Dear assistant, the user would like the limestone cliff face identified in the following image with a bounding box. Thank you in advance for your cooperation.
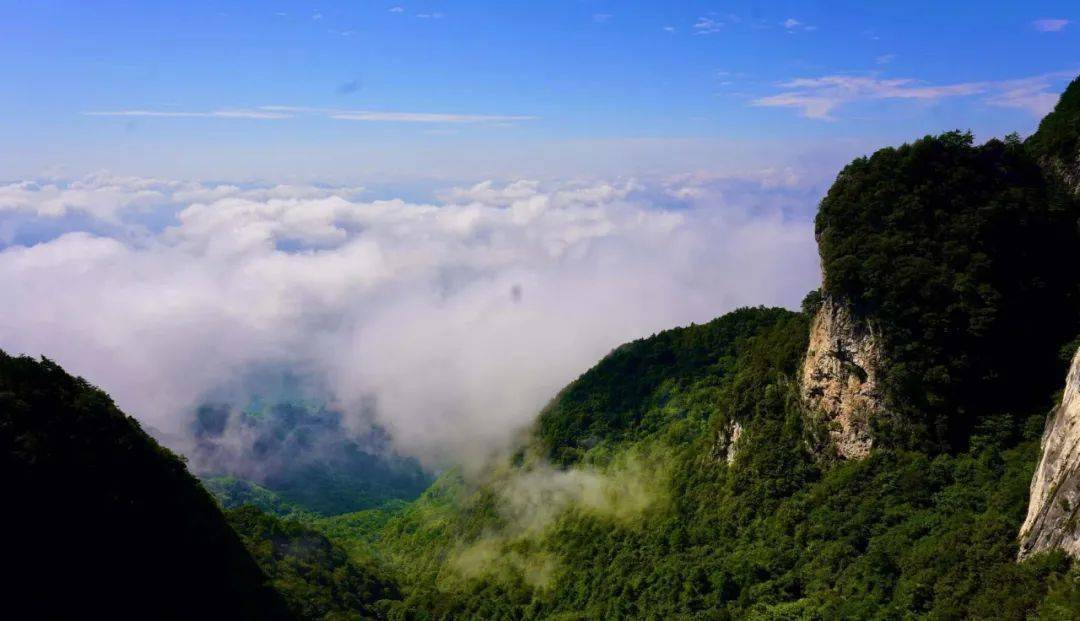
[800,296,885,459]
[1018,347,1080,560]
[714,419,743,466]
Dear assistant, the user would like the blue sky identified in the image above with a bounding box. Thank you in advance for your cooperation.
[1,1,1077,182]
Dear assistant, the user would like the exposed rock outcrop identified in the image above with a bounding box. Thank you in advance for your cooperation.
[715,419,743,465]
[1018,347,1080,560]
[800,296,885,459]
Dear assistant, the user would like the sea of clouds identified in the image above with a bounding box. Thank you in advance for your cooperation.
[0,172,820,468]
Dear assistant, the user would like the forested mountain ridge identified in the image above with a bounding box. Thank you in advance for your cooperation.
[0,351,294,620]
[1016,76,1080,563]
[341,78,1080,619]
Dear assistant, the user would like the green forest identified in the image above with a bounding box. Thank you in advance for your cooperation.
[5,78,1080,619]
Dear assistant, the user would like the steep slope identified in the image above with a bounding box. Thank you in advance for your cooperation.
[1015,74,1080,561]
[535,306,805,465]
[1027,76,1080,195]
[1021,347,1080,560]
[800,294,885,459]
[811,131,1079,455]
[0,351,293,619]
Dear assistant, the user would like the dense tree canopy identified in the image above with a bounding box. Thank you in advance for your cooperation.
[227,506,404,620]
[536,306,805,465]
[356,308,1079,619]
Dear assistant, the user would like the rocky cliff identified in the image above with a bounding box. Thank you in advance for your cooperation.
[1018,347,1080,560]
[800,296,885,459]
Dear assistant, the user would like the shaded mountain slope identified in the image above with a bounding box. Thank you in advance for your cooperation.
[0,350,293,619]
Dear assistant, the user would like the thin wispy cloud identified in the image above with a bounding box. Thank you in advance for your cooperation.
[663,26,675,33]
[389,6,404,13]
[693,17,724,35]
[752,71,1072,119]
[875,54,896,65]
[594,14,613,24]
[985,74,1073,116]
[1032,18,1069,32]
[84,109,292,120]
[85,106,537,125]
[417,12,443,19]
[782,18,816,32]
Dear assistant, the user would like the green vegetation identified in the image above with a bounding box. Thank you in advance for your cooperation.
[816,130,1080,452]
[359,308,1078,619]
[206,475,315,518]
[536,307,806,465]
[227,506,405,620]
[0,350,292,619]
[307,500,413,565]
[1027,76,1080,189]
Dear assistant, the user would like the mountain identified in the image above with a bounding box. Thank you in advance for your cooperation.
[192,400,431,516]
[811,129,1078,456]
[1016,76,1080,562]
[334,83,1080,619]
[0,351,293,619]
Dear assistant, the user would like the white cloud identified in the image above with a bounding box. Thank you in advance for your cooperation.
[312,11,323,21]
[693,17,724,35]
[0,174,818,468]
[753,71,1073,119]
[663,26,675,33]
[875,54,896,65]
[389,6,405,13]
[985,74,1071,116]
[417,12,443,19]
[1033,19,1069,32]
[782,18,816,32]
